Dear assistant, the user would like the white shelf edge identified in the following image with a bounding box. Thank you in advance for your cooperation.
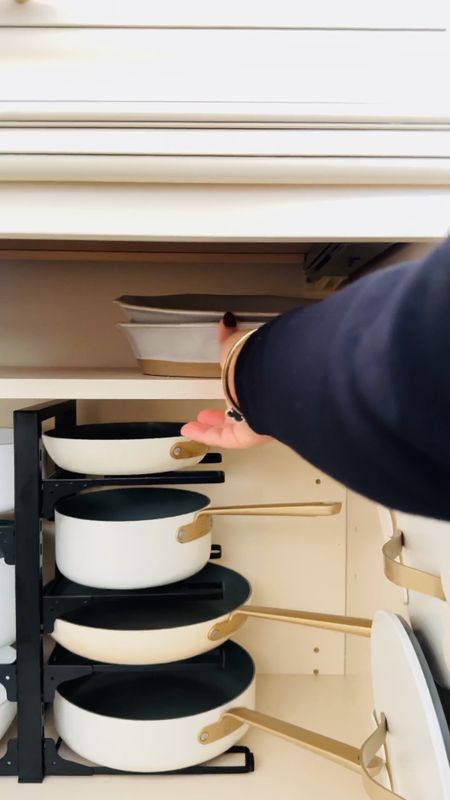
[0,369,223,400]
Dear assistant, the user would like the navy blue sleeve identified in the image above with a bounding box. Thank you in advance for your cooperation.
[235,238,450,520]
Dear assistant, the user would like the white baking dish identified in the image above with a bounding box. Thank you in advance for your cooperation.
[117,321,261,377]
[115,294,305,324]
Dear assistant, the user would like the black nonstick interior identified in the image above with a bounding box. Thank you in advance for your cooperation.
[57,641,254,720]
[45,422,185,441]
[59,564,251,630]
[56,487,209,521]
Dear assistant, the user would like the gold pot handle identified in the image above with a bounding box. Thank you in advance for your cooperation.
[177,501,342,543]
[360,714,405,800]
[169,440,209,461]
[208,606,372,641]
[206,502,342,518]
[383,529,445,601]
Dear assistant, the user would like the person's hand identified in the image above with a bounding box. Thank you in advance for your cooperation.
[180,314,272,450]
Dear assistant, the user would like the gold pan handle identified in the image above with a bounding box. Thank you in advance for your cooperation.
[177,501,342,543]
[208,606,372,641]
[200,708,403,799]
[170,440,209,460]
[199,706,382,776]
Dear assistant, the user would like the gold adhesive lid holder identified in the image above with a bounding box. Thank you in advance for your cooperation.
[382,515,446,601]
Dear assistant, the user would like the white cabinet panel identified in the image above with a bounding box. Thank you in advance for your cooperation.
[5,128,450,156]
[0,29,447,108]
[4,128,450,188]
[0,0,445,30]
[0,183,449,241]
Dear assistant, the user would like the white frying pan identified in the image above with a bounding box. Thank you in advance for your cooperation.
[0,525,15,647]
[381,509,450,690]
[54,642,256,772]
[51,563,370,665]
[55,640,373,776]
[42,422,208,476]
[55,488,341,590]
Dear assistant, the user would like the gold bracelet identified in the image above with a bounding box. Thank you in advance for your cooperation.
[221,328,257,419]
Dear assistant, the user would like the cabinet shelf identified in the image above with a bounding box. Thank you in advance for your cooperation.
[0,368,222,400]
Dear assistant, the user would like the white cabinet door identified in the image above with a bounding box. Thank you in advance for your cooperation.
[1,28,450,123]
[0,0,445,30]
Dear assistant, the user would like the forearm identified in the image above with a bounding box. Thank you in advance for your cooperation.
[234,238,450,519]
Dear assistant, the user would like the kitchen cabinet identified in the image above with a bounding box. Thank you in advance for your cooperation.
[0,28,448,119]
[0,1,445,29]
[0,3,448,794]
[0,3,449,126]
[0,233,432,798]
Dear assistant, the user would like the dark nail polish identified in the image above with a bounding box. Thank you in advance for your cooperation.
[223,311,237,328]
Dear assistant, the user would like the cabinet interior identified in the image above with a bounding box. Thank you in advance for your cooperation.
[0,236,435,794]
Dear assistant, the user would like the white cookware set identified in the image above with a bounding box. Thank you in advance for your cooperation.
[2,293,450,794]
[40,419,350,774]
[39,417,450,799]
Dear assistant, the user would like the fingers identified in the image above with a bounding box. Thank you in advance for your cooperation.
[196,408,227,426]
[181,419,258,449]
[180,421,229,448]
[219,313,238,345]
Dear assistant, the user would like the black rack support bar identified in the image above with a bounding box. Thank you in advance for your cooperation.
[44,741,254,777]
[0,739,19,776]
[10,399,253,783]
[14,400,77,783]
[0,663,17,702]
[0,522,15,565]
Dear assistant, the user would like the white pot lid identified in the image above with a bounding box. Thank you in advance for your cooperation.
[371,610,450,800]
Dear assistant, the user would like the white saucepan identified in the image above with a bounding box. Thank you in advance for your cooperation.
[54,487,341,589]
[51,563,369,665]
[0,429,14,514]
[42,422,208,476]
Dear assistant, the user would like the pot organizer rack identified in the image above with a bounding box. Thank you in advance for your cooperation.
[0,400,255,783]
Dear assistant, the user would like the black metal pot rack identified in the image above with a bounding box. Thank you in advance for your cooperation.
[0,399,254,783]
